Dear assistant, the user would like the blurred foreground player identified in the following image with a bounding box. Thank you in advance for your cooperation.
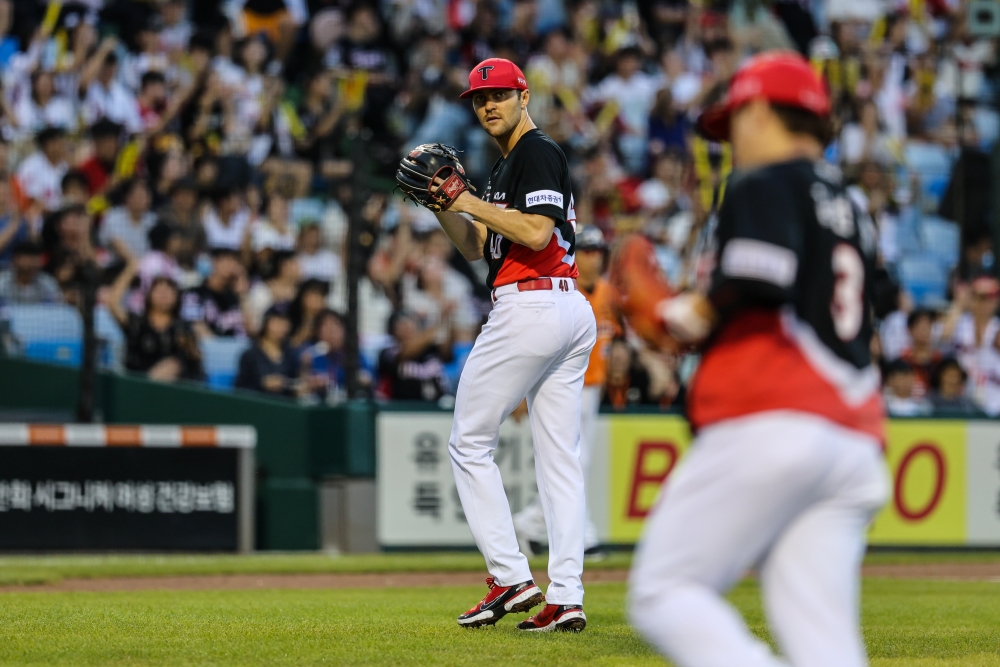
[396,58,596,632]
[513,226,620,558]
[623,52,889,667]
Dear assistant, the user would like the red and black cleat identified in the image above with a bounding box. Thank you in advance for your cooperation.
[457,577,545,628]
[516,604,587,632]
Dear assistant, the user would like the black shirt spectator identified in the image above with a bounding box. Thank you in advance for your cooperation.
[109,263,203,382]
[181,249,248,338]
[377,311,450,401]
[235,305,313,397]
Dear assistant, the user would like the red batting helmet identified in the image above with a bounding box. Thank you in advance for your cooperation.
[460,58,528,99]
[696,51,830,142]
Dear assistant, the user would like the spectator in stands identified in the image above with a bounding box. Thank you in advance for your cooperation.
[182,249,249,339]
[377,310,451,401]
[203,187,251,252]
[648,88,689,159]
[0,179,30,268]
[839,99,896,167]
[288,278,329,350]
[137,221,186,297]
[100,178,157,264]
[585,45,662,175]
[245,250,300,334]
[15,126,68,212]
[0,241,61,304]
[108,262,203,382]
[603,338,657,409]
[158,178,206,269]
[941,276,1000,414]
[159,0,193,55]
[77,119,123,197]
[13,70,77,136]
[296,220,341,283]
[883,359,932,416]
[302,308,362,401]
[251,191,297,272]
[402,255,477,344]
[899,309,943,397]
[80,40,143,133]
[42,205,95,300]
[929,357,979,414]
[235,304,313,397]
[60,171,91,206]
[136,71,169,132]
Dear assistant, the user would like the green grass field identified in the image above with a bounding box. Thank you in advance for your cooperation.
[1,553,999,666]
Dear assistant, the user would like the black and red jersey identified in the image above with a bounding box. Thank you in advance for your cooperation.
[688,159,885,440]
[480,129,579,289]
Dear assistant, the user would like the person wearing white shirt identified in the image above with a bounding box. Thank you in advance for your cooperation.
[295,222,341,283]
[585,46,664,174]
[13,71,78,137]
[81,51,143,134]
[251,192,297,253]
[15,127,69,211]
[203,189,251,251]
[941,277,1000,415]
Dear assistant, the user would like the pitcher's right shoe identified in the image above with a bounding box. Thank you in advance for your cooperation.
[457,577,545,628]
[516,604,587,632]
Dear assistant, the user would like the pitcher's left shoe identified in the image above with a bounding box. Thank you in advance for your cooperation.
[516,604,587,632]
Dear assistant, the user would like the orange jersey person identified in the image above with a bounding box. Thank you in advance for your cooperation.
[581,279,622,387]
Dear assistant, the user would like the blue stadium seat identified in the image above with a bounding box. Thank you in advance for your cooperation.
[919,216,961,269]
[445,341,474,391]
[898,254,949,307]
[200,337,250,391]
[904,142,953,209]
[5,304,83,367]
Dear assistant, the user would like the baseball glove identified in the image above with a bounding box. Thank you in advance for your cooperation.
[396,143,475,212]
[608,234,681,353]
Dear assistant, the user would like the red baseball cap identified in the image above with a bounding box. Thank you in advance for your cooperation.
[460,58,528,99]
[696,51,830,142]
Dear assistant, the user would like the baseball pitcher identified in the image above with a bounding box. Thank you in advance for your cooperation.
[396,58,596,632]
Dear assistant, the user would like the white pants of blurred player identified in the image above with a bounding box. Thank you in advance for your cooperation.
[512,385,601,552]
[629,410,888,667]
[450,285,596,606]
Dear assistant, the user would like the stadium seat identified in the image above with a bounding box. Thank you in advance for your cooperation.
[445,341,474,391]
[5,304,83,367]
[897,254,949,307]
[200,337,251,391]
[919,216,961,269]
[904,142,954,210]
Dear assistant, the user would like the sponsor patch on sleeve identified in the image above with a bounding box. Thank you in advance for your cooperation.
[525,190,564,208]
[720,238,798,287]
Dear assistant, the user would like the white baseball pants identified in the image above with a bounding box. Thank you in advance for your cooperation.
[450,286,596,606]
[629,410,888,667]
[513,384,602,550]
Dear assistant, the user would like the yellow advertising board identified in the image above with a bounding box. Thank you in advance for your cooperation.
[868,420,967,545]
[603,415,987,547]
[607,415,692,542]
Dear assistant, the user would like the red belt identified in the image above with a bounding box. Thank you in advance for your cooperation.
[491,277,577,302]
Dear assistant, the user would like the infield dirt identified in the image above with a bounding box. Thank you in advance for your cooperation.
[3,561,999,593]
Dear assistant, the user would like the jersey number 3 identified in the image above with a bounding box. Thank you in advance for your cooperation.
[831,243,864,342]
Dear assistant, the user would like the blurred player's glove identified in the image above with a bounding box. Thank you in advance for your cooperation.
[608,234,683,353]
[396,143,476,212]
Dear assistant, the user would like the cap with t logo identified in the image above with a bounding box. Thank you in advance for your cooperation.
[460,58,528,99]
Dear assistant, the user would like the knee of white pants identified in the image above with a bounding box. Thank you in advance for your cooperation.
[628,575,694,643]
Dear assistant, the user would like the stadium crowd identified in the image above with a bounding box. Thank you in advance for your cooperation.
[0,0,997,415]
